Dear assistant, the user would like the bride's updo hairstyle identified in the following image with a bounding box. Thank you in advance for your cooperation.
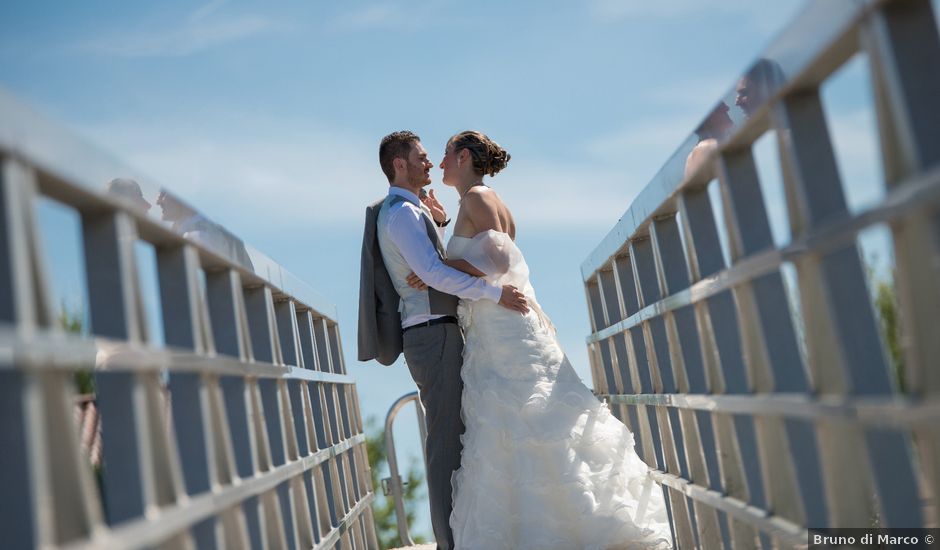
[449,131,511,177]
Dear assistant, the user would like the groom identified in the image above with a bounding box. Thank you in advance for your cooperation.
[358,131,527,549]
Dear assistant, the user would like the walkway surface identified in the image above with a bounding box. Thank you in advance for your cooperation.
[390,545,435,550]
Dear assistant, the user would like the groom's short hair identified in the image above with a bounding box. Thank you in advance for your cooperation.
[379,131,420,182]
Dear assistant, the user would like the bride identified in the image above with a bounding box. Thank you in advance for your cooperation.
[408,130,674,549]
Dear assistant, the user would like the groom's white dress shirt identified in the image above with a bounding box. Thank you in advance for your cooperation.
[377,186,502,329]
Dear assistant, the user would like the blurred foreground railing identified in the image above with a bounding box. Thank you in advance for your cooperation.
[0,88,378,549]
[582,0,940,547]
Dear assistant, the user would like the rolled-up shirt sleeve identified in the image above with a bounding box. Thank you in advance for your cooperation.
[386,205,503,303]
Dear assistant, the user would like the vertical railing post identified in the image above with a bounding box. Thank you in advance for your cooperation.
[0,159,102,548]
[159,243,227,547]
[863,0,940,527]
[776,86,923,528]
[676,178,757,547]
[648,214,700,549]
[716,146,817,538]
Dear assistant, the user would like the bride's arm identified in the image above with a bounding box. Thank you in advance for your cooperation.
[443,258,486,277]
[405,190,511,288]
[406,258,485,289]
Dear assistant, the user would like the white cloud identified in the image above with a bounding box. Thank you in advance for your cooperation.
[76,120,379,229]
[331,5,404,30]
[73,115,646,237]
[589,0,711,20]
[582,115,702,199]
[643,76,736,111]
[586,117,695,160]
[189,0,229,24]
[77,13,282,58]
[488,157,640,231]
[588,0,808,33]
[324,1,457,33]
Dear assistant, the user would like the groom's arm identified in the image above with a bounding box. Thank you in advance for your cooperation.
[386,206,502,303]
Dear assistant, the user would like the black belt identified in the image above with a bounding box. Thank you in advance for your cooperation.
[403,316,458,333]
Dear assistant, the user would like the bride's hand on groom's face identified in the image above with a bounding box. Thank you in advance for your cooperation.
[499,285,529,314]
[420,188,447,223]
[406,272,428,290]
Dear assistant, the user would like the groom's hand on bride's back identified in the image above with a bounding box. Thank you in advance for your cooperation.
[405,272,527,314]
[406,272,429,290]
[499,285,529,314]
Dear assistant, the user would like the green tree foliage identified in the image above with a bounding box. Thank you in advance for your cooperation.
[57,302,95,394]
[862,255,906,393]
[364,416,427,549]
[874,279,906,393]
[57,302,104,501]
[57,303,83,334]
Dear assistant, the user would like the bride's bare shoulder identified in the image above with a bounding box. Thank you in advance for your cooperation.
[462,186,500,207]
[464,185,497,198]
[461,186,516,239]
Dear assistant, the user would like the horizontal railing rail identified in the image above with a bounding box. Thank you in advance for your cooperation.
[0,88,378,549]
[581,0,940,547]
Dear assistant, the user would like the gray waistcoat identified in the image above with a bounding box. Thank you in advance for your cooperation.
[377,194,458,324]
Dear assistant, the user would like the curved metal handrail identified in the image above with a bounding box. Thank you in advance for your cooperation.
[382,391,428,545]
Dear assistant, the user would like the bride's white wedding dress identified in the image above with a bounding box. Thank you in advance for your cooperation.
[446,230,673,550]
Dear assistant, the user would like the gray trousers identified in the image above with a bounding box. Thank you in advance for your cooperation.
[402,323,465,550]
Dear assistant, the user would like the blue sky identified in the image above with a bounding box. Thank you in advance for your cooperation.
[5,0,915,539]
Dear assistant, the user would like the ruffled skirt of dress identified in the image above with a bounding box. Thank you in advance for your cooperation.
[450,298,673,550]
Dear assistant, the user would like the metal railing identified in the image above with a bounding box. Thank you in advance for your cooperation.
[0,88,378,549]
[581,0,939,547]
[381,392,429,546]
